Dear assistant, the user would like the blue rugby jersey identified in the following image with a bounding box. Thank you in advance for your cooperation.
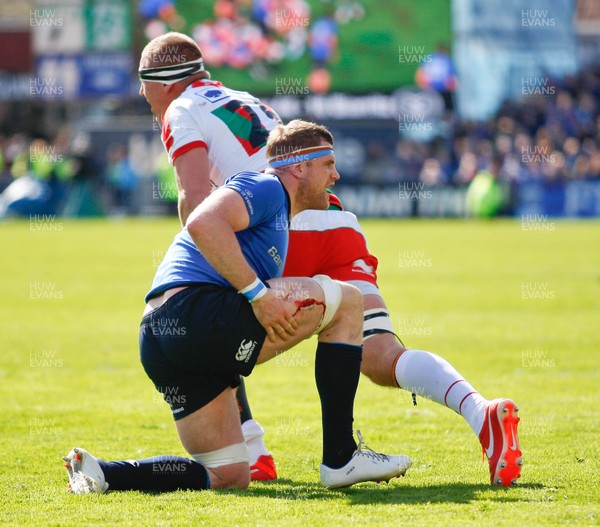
[146,172,290,302]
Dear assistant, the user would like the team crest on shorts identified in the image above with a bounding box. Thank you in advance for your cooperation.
[236,339,257,362]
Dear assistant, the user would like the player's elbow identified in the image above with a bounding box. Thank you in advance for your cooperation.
[186,213,205,240]
[186,209,223,251]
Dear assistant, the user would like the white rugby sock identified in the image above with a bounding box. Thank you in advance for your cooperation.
[394,349,488,435]
[241,419,269,465]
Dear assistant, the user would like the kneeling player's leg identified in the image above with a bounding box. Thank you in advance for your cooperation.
[89,389,247,492]
[64,447,211,494]
[175,386,250,490]
[91,454,210,493]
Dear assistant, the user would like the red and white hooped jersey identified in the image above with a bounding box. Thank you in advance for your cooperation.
[284,209,379,286]
[161,79,281,191]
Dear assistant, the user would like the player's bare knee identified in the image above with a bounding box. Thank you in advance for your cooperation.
[207,463,250,489]
[342,282,364,314]
[319,282,362,343]
[334,282,363,326]
[226,463,251,489]
[310,276,362,343]
[192,442,250,489]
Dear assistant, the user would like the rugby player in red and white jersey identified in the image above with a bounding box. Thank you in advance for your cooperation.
[137,32,522,487]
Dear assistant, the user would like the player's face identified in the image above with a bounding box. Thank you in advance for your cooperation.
[139,81,164,118]
[138,55,171,120]
[299,142,339,210]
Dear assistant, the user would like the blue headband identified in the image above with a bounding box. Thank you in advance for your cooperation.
[268,147,334,168]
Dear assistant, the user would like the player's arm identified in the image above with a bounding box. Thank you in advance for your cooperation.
[173,146,211,226]
[186,189,297,341]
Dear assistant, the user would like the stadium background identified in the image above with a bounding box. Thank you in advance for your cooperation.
[1,3,599,525]
[0,0,599,218]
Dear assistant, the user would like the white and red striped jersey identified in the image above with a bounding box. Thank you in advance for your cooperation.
[161,79,281,191]
[284,209,379,286]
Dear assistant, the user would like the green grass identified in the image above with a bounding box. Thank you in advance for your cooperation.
[1,217,598,526]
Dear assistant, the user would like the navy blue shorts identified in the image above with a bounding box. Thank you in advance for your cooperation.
[139,284,266,420]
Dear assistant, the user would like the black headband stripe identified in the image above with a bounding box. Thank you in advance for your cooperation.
[139,59,204,75]
[139,68,200,82]
[138,59,205,84]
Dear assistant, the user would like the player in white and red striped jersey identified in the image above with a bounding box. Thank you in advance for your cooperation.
[161,79,281,193]
[137,32,522,487]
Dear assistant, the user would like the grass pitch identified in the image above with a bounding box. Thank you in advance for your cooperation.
[1,217,598,527]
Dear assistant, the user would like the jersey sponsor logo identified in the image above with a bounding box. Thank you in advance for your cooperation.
[204,89,223,98]
[236,339,257,362]
[268,246,283,268]
[196,88,228,103]
[351,259,374,276]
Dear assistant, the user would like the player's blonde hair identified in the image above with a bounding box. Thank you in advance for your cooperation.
[266,120,334,160]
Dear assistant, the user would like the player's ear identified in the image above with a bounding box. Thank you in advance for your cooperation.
[164,83,180,95]
[287,162,305,179]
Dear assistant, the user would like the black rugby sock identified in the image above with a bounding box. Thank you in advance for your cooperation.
[235,377,254,424]
[99,456,209,491]
[315,342,362,469]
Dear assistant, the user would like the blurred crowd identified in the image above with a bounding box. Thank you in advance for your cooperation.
[365,64,600,186]
[140,0,366,92]
[1,64,598,218]
[0,128,147,217]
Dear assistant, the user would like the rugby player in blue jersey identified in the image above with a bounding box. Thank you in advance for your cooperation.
[63,120,412,493]
[64,32,522,490]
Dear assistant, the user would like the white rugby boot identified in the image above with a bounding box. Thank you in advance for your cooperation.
[320,430,412,489]
[63,447,108,494]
